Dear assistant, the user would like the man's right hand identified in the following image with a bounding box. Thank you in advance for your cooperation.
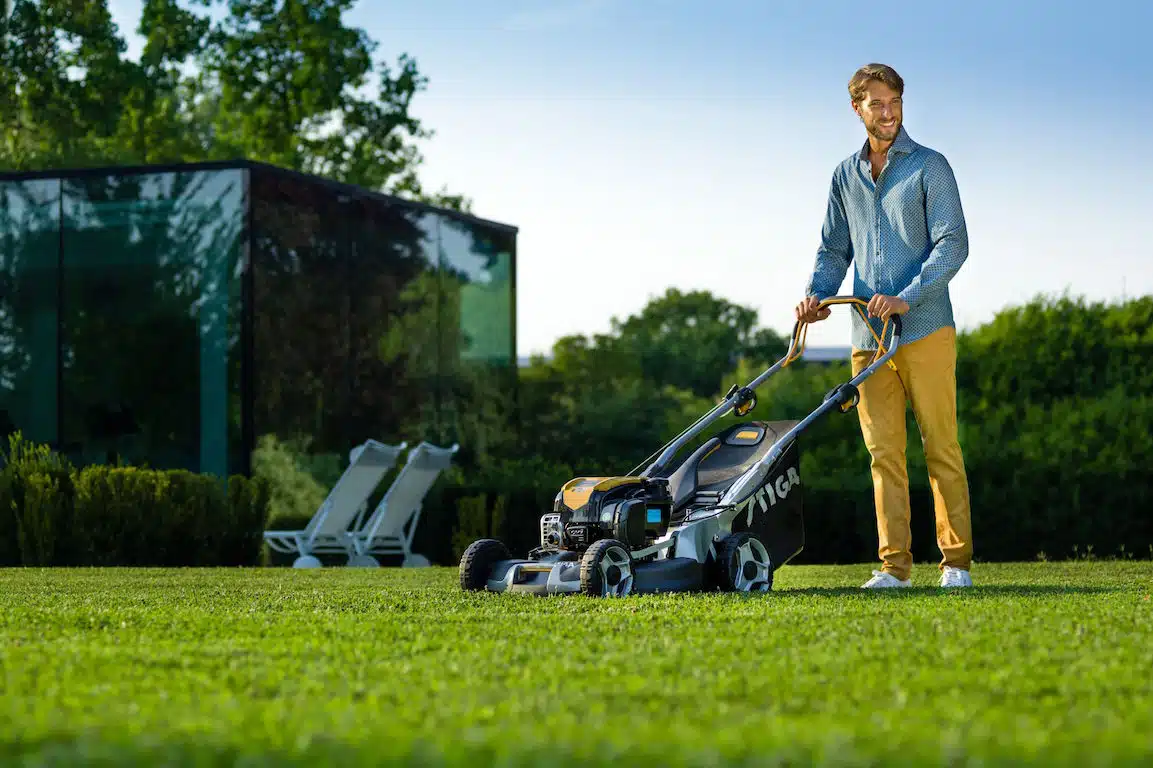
[795,295,831,323]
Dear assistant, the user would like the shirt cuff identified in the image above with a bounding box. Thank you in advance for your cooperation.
[897,284,921,309]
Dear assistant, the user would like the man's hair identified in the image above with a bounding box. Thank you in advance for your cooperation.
[848,64,904,103]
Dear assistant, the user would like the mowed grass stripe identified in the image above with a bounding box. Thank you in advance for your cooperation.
[1,561,1151,766]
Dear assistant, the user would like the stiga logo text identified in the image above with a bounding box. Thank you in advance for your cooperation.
[736,465,800,525]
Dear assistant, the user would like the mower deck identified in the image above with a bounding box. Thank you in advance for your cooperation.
[486,553,705,596]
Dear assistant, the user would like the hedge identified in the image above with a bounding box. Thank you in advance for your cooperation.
[0,434,271,568]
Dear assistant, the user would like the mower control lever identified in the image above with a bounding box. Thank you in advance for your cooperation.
[823,383,860,413]
[731,386,757,417]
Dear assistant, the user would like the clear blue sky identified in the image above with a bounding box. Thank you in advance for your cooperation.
[111,0,1153,356]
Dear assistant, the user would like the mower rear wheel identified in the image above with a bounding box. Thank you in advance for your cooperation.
[715,532,773,592]
[459,538,510,591]
[580,539,634,597]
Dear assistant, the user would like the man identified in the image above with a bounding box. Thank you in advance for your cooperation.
[796,63,974,589]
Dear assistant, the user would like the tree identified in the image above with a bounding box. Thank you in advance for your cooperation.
[0,0,467,210]
[0,0,136,168]
[506,290,794,473]
[610,288,790,398]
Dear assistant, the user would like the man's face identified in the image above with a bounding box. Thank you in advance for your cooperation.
[853,79,902,142]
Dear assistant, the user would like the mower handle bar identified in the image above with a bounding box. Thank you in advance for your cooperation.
[636,296,902,479]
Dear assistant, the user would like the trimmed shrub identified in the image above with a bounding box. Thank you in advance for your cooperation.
[72,466,167,566]
[0,433,77,567]
[0,434,271,567]
[225,474,272,566]
[17,471,72,567]
[0,469,14,566]
[69,466,271,567]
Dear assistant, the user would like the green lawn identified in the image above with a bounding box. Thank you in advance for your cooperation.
[1,561,1151,766]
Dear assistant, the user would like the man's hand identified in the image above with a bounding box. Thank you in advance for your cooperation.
[795,296,831,323]
[867,294,909,320]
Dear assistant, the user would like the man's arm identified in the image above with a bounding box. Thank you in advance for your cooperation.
[896,152,968,309]
[805,169,853,300]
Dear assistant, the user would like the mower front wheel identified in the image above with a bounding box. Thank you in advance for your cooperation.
[580,539,634,597]
[459,538,510,591]
[714,532,773,592]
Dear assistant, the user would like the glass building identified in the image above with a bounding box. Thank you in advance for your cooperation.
[0,161,517,478]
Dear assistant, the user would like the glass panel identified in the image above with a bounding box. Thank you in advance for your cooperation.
[0,180,60,445]
[249,171,517,487]
[347,198,440,447]
[250,169,350,460]
[440,218,515,365]
[435,215,517,459]
[59,170,245,476]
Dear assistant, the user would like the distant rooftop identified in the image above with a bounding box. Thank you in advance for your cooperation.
[799,345,852,362]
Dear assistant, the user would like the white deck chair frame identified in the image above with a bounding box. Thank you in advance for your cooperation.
[345,441,459,568]
[263,439,407,568]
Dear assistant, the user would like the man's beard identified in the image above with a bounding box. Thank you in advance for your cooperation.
[868,118,900,141]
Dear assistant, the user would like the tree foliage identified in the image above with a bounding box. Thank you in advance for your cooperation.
[956,293,1153,414]
[0,0,466,209]
[608,288,790,399]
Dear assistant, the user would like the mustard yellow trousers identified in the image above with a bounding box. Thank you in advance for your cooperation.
[850,325,973,581]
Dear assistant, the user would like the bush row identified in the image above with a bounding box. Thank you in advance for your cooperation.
[0,434,271,567]
[254,377,1153,568]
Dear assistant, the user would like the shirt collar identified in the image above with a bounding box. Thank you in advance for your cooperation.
[857,125,917,159]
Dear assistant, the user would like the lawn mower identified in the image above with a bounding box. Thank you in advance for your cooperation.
[459,296,902,597]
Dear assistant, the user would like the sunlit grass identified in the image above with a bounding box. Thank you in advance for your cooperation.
[1,561,1151,766]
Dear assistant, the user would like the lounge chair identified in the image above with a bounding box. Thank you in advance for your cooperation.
[263,439,407,568]
[345,441,459,568]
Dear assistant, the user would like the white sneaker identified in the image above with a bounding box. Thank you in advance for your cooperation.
[861,570,911,589]
[940,566,973,588]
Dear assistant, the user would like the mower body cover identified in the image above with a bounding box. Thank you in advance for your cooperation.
[667,420,805,572]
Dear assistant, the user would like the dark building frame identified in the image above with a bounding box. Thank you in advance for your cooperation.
[0,159,518,477]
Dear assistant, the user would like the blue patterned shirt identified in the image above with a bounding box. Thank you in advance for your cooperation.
[805,126,969,351]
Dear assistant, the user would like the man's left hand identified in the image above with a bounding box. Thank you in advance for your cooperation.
[867,294,909,320]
